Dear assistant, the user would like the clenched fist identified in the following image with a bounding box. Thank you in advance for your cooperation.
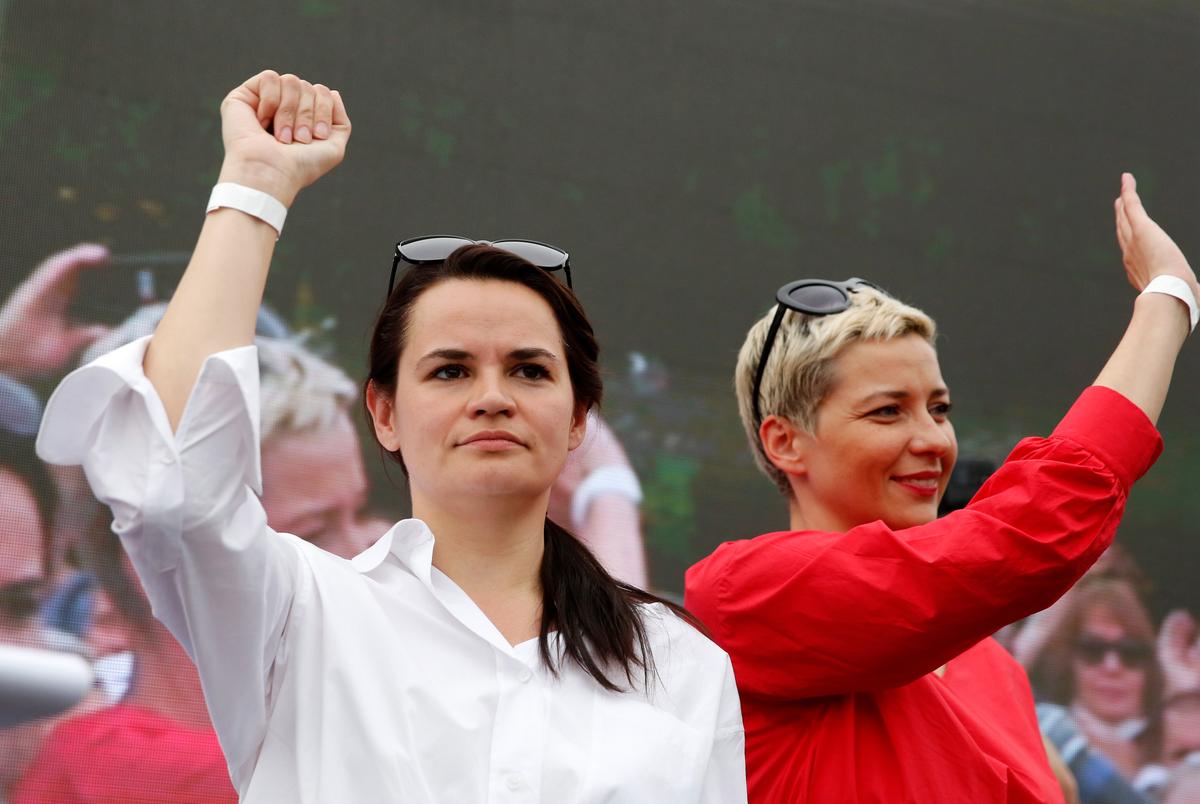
[216,70,352,208]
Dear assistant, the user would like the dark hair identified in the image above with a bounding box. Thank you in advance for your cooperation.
[364,244,699,691]
[0,431,59,578]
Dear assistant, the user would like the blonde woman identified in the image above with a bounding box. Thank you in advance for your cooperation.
[687,174,1195,802]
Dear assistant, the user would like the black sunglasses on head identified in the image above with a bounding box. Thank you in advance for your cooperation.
[750,277,881,427]
[389,236,572,296]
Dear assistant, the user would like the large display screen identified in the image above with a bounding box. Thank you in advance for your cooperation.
[2,1,1198,800]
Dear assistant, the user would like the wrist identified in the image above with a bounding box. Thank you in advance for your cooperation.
[217,158,300,208]
[1139,275,1199,335]
[1133,292,1192,343]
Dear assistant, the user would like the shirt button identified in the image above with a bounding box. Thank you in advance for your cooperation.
[159,453,176,465]
[519,669,533,683]
[505,774,523,791]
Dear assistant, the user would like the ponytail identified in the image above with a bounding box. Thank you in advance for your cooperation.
[539,518,704,692]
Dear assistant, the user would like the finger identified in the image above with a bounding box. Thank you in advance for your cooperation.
[1120,172,1150,225]
[312,84,334,139]
[294,80,315,143]
[274,73,301,144]
[30,244,110,292]
[256,70,282,130]
[331,89,351,130]
[1115,198,1133,248]
[1162,610,1193,653]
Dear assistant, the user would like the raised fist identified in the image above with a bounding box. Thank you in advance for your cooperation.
[217,70,352,207]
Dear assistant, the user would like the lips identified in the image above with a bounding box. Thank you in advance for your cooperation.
[892,470,941,497]
[458,430,525,451]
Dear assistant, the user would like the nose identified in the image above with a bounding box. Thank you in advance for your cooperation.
[909,411,953,457]
[468,372,515,418]
[1100,650,1124,672]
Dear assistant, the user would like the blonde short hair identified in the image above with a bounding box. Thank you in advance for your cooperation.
[256,337,357,443]
[84,303,356,444]
[734,286,936,494]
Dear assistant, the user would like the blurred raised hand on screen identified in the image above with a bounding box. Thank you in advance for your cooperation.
[548,413,649,588]
[1159,610,1200,696]
[0,244,110,381]
[218,70,351,207]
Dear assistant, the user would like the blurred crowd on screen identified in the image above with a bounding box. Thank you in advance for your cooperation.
[0,244,1198,803]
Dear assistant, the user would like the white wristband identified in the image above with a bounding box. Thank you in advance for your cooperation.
[206,183,287,238]
[1141,275,1198,334]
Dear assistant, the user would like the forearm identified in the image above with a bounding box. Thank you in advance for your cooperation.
[145,202,276,431]
[143,70,348,432]
[1093,293,1189,426]
[580,498,648,587]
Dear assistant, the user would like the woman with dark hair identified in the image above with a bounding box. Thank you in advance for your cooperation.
[1027,578,1164,782]
[35,71,743,802]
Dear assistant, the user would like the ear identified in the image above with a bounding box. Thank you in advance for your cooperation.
[567,404,588,451]
[365,380,402,452]
[759,414,810,478]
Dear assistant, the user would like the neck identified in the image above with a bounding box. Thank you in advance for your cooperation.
[787,490,847,533]
[126,624,211,729]
[413,489,546,613]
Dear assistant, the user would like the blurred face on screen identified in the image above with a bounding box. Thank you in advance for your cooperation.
[795,335,956,532]
[1073,606,1149,723]
[261,412,378,559]
[385,279,584,508]
[0,469,43,587]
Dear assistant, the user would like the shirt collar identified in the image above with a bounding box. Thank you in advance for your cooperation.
[349,518,530,661]
[350,518,435,581]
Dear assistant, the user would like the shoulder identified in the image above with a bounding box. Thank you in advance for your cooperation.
[685,529,829,606]
[637,601,734,683]
[633,602,743,732]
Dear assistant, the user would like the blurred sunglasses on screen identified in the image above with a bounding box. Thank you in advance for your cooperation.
[1073,636,1152,668]
[389,236,571,296]
[751,277,882,426]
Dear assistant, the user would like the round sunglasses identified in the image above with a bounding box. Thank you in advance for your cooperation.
[750,278,880,426]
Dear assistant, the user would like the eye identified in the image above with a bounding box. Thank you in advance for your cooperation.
[514,363,551,380]
[868,404,901,418]
[930,401,953,419]
[432,364,467,380]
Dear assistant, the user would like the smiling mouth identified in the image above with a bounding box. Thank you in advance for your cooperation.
[892,472,940,496]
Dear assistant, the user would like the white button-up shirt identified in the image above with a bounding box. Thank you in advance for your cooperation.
[36,337,746,804]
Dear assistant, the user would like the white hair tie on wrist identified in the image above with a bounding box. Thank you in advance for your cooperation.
[1141,275,1199,334]
[206,183,287,238]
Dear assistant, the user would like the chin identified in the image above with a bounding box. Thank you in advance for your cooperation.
[457,467,551,500]
[881,506,939,530]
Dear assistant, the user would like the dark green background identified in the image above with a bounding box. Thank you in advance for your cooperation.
[3,1,1198,603]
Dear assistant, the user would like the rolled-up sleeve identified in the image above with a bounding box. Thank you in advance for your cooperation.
[36,335,307,786]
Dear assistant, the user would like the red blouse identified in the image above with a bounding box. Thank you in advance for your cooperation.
[685,386,1162,803]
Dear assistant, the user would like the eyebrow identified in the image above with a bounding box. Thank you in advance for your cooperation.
[856,388,949,405]
[416,347,560,365]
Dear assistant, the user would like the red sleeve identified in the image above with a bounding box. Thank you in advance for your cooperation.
[685,386,1161,701]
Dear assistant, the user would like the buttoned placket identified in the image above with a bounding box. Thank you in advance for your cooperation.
[410,547,548,803]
